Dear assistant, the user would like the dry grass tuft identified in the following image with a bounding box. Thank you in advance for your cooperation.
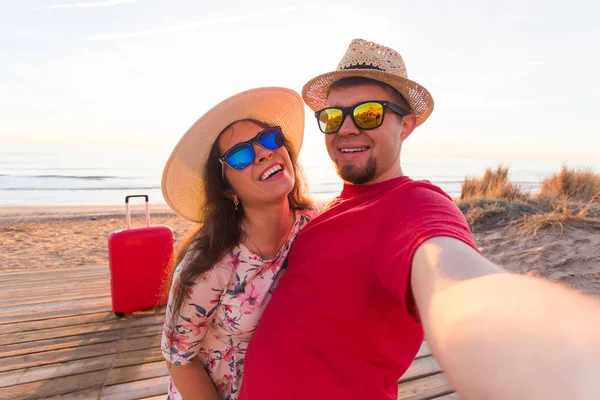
[516,166,600,237]
[464,203,507,226]
[456,198,536,232]
[461,165,527,201]
[540,165,600,203]
[517,213,567,237]
[517,212,600,237]
[535,166,600,220]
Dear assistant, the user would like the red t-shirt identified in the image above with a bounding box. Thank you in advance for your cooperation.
[239,176,477,399]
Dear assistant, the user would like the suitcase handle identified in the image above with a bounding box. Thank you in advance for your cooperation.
[125,195,150,229]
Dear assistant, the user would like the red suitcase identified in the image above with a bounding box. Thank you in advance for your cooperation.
[108,195,174,316]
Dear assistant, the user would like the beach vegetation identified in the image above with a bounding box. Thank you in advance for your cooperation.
[517,166,600,236]
[460,165,527,201]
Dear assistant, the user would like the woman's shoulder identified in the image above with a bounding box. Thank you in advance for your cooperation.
[175,249,237,288]
[297,204,320,224]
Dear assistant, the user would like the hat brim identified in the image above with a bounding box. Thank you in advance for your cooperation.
[302,69,434,127]
[162,87,305,223]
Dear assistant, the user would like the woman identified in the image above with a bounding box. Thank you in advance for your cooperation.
[160,87,317,400]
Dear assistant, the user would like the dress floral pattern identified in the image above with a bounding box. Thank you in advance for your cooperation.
[161,207,317,400]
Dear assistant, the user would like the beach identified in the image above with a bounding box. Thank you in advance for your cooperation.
[1,193,599,398]
[2,202,599,296]
[0,205,194,272]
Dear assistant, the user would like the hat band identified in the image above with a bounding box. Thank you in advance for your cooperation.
[342,64,384,71]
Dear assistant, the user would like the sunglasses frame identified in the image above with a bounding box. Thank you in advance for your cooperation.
[219,126,286,178]
[314,100,408,134]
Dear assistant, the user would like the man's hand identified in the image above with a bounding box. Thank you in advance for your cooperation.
[411,236,600,400]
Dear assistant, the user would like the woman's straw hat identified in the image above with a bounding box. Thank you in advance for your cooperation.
[302,38,434,126]
[161,87,305,223]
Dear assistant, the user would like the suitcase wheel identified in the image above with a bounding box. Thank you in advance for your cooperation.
[115,312,125,318]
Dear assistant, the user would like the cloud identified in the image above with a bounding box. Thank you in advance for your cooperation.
[36,0,142,9]
[77,5,314,41]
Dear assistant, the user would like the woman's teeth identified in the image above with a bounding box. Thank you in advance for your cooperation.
[260,165,282,181]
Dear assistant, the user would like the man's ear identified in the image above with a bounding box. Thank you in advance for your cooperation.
[400,114,418,142]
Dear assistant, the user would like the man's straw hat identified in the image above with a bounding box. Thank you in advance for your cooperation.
[302,38,434,126]
[161,87,305,223]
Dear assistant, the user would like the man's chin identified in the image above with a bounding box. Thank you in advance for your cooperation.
[336,159,377,185]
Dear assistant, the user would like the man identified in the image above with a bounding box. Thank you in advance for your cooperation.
[238,39,600,399]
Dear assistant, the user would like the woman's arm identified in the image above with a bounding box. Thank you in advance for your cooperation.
[411,236,600,400]
[167,358,220,400]
[162,262,230,399]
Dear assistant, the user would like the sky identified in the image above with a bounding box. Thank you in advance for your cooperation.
[1,0,599,163]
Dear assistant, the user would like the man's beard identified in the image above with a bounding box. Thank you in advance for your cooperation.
[335,156,377,184]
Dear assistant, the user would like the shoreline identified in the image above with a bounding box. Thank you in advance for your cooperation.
[0,204,179,225]
[0,202,331,223]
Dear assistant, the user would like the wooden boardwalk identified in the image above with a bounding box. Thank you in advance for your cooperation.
[0,264,457,399]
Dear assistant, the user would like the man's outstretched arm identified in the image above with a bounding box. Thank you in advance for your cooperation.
[411,236,600,400]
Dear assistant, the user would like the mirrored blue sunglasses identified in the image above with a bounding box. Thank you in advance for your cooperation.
[219,126,286,171]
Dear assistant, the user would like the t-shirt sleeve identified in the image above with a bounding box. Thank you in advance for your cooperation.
[161,255,231,366]
[373,184,477,317]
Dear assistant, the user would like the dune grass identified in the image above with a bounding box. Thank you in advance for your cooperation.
[518,166,600,236]
[457,164,600,235]
[460,165,527,201]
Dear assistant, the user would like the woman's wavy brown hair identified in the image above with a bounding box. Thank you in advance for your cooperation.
[163,119,310,341]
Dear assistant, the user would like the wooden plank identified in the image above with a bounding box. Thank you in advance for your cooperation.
[105,361,167,386]
[124,324,163,339]
[0,265,108,277]
[0,370,107,400]
[0,280,108,297]
[0,329,123,358]
[0,277,109,295]
[0,304,161,332]
[1,341,119,374]
[0,268,105,285]
[0,311,118,335]
[0,296,112,316]
[400,356,442,383]
[40,388,100,399]
[0,355,114,387]
[0,319,129,346]
[0,268,109,283]
[0,314,164,347]
[117,334,162,353]
[0,271,106,283]
[0,334,161,373]
[113,346,164,368]
[99,375,169,400]
[0,274,109,287]
[415,341,431,359]
[0,288,111,308]
[127,315,165,328]
[432,393,459,399]
[0,283,109,302]
[397,373,453,400]
[0,304,112,325]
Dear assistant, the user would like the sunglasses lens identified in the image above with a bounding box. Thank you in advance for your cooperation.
[318,108,343,134]
[224,145,254,170]
[258,127,285,150]
[353,102,384,130]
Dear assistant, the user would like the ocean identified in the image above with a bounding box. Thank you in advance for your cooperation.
[1,145,598,207]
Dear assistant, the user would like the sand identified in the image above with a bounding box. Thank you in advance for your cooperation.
[1,203,599,297]
[0,205,195,272]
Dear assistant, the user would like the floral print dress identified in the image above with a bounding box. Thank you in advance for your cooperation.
[161,207,317,400]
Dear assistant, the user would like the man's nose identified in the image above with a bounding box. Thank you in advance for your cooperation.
[336,114,359,137]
